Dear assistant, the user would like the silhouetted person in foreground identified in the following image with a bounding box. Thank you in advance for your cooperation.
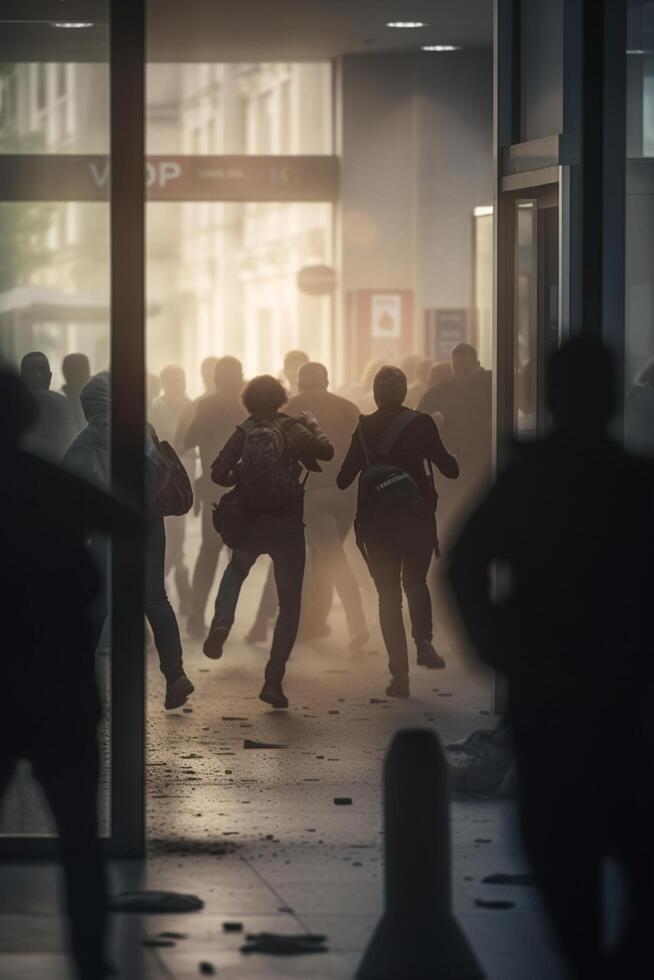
[182,356,247,635]
[288,362,368,647]
[203,375,333,708]
[0,364,133,979]
[65,371,193,709]
[20,350,75,459]
[61,352,91,435]
[337,366,459,697]
[448,339,654,979]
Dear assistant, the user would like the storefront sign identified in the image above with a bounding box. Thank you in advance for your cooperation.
[0,154,339,202]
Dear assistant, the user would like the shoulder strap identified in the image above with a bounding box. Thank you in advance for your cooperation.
[377,409,419,457]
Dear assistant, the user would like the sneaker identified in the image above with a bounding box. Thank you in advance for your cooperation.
[416,640,446,669]
[386,675,410,698]
[165,673,194,710]
[203,625,229,660]
[259,681,289,709]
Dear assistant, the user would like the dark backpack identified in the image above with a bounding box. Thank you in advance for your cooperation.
[237,417,302,512]
[355,409,434,542]
[147,431,194,517]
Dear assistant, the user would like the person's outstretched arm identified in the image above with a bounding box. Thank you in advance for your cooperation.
[285,412,334,462]
[337,428,365,489]
[421,414,459,478]
[211,427,245,486]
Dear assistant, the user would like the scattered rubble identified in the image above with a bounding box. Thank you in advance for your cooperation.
[241,933,328,955]
[109,891,204,913]
[243,738,287,749]
[482,873,535,886]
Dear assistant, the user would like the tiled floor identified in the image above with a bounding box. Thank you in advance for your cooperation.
[1,536,567,979]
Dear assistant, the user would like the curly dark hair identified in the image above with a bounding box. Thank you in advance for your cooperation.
[242,374,288,417]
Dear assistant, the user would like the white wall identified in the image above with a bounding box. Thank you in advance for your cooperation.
[337,49,492,378]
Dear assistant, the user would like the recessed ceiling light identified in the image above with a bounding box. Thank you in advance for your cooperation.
[422,44,461,52]
[51,22,94,29]
[387,21,428,29]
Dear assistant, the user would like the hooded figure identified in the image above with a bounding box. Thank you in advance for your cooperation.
[63,370,111,486]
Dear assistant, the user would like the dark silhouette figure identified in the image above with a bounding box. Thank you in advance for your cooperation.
[203,374,333,709]
[61,352,92,435]
[151,365,194,614]
[0,364,132,979]
[181,356,247,635]
[20,350,75,459]
[280,348,309,396]
[64,371,193,710]
[337,366,459,697]
[418,342,492,535]
[287,362,368,647]
[448,339,654,979]
[625,354,654,456]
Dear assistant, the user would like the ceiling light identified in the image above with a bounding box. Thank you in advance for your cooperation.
[422,44,461,52]
[387,21,427,29]
[51,22,94,29]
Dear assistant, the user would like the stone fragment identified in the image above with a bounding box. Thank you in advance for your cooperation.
[223,921,243,932]
[241,932,328,955]
[243,739,287,749]
[334,797,352,805]
[110,891,204,913]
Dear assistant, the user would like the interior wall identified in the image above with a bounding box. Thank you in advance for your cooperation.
[337,48,492,379]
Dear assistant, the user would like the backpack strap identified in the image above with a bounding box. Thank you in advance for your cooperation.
[356,416,371,466]
[376,408,419,457]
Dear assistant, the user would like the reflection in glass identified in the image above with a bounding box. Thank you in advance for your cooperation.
[514,201,537,435]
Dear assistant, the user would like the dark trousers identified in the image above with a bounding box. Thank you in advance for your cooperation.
[146,515,185,680]
[90,516,184,681]
[365,523,434,678]
[212,514,306,685]
[304,489,366,638]
[0,719,106,980]
[515,720,654,979]
[189,498,224,627]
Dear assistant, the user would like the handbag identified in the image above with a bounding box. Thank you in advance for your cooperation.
[211,488,249,548]
[148,431,194,517]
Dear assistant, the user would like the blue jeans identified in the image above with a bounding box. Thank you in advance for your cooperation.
[211,514,305,685]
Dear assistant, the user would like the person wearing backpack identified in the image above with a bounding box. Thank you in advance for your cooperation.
[337,365,459,697]
[203,374,333,708]
[64,370,194,710]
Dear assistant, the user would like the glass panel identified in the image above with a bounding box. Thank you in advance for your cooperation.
[473,206,493,369]
[146,63,332,155]
[0,31,111,834]
[519,0,563,141]
[626,2,654,457]
[147,201,333,381]
[514,201,538,435]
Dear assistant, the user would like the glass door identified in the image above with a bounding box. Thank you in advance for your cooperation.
[511,187,560,440]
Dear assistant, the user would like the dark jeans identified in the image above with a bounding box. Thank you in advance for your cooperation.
[89,516,184,681]
[304,489,366,638]
[365,521,434,678]
[146,515,185,681]
[212,514,306,685]
[0,719,106,979]
[189,498,224,627]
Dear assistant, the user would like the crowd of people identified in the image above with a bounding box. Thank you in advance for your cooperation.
[12,342,495,710]
[3,338,653,979]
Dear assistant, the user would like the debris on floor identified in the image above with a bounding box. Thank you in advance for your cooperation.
[243,738,287,749]
[158,931,188,939]
[241,933,328,955]
[474,899,515,910]
[109,891,204,913]
[482,872,535,886]
[334,797,352,805]
[141,938,176,947]
[223,921,243,932]
[199,963,216,975]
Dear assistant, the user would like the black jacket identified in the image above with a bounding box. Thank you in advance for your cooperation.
[336,405,459,506]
